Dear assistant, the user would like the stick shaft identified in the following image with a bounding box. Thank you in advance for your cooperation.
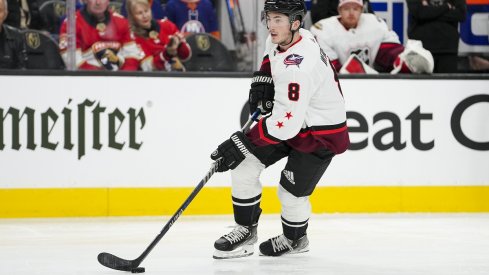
[135,162,218,263]
[133,110,260,264]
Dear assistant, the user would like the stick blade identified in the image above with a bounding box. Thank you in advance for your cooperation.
[97,252,138,271]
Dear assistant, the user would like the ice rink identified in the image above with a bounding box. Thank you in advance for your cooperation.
[1,214,489,275]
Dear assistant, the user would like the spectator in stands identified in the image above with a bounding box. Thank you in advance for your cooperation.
[58,0,140,70]
[126,0,191,71]
[164,0,220,39]
[121,0,166,20]
[22,29,66,69]
[311,0,434,74]
[5,0,43,30]
[0,0,27,69]
[311,0,373,24]
[406,0,466,73]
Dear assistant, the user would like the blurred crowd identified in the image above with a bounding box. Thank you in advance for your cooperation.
[0,0,222,71]
[0,0,488,73]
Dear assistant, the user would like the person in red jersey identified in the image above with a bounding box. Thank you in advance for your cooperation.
[126,0,191,71]
[59,0,140,71]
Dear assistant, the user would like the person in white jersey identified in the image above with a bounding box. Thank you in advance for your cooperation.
[209,0,350,259]
[311,0,434,74]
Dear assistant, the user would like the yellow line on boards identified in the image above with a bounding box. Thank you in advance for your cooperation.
[0,186,488,218]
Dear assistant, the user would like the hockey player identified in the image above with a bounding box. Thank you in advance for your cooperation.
[126,0,191,71]
[310,0,434,74]
[210,0,349,258]
[59,0,141,70]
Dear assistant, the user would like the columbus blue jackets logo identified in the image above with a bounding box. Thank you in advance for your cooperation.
[284,54,304,68]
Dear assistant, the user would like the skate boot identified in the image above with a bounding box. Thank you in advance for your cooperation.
[259,234,309,256]
[213,224,257,259]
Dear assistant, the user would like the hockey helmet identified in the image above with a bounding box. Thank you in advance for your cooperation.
[264,0,307,23]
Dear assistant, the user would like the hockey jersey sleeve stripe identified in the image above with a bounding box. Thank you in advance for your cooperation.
[121,41,143,59]
[261,55,270,66]
[81,48,102,68]
[311,121,348,132]
[258,118,281,145]
[298,122,348,137]
[260,55,271,75]
[331,59,341,71]
[311,124,348,136]
[378,42,403,50]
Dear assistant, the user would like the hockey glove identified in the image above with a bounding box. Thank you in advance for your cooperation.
[210,131,255,172]
[249,71,275,115]
[391,40,434,74]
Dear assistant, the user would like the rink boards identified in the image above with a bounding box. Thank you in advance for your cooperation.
[0,75,488,217]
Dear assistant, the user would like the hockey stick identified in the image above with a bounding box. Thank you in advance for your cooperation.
[224,0,239,46]
[234,0,249,45]
[97,109,261,272]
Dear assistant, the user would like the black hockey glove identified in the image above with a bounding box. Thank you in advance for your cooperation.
[249,71,275,115]
[210,131,255,172]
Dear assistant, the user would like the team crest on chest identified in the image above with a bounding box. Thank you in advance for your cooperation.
[284,54,304,68]
[149,31,160,43]
[96,23,106,34]
[25,32,41,49]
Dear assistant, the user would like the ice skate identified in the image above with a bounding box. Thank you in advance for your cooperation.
[259,234,309,256]
[213,224,257,259]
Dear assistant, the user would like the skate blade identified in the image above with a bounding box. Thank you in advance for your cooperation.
[213,244,254,259]
[289,245,310,255]
[259,245,310,257]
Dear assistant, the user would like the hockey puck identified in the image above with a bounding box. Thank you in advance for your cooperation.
[131,267,145,273]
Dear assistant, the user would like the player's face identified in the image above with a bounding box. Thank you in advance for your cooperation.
[86,0,110,18]
[131,3,152,29]
[338,3,362,29]
[266,12,292,45]
[0,0,7,26]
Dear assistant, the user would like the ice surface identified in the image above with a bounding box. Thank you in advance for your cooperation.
[1,214,488,275]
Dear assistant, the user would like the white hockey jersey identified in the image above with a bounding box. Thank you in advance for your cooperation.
[310,13,401,67]
[247,29,349,154]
